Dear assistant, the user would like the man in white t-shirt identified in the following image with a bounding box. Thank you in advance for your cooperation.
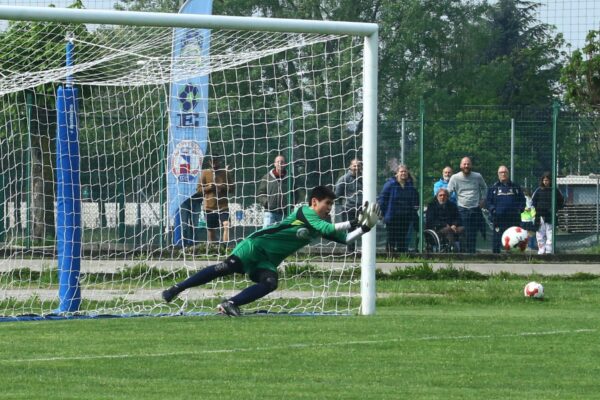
[447,157,487,253]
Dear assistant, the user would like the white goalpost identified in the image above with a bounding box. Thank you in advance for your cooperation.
[0,5,378,317]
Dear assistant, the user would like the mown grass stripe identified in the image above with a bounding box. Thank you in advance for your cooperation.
[2,328,594,364]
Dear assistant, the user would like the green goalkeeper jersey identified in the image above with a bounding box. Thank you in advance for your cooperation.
[231,205,347,273]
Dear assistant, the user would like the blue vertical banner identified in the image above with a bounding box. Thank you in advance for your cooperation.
[168,0,213,246]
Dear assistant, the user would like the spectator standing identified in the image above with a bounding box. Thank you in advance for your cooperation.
[378,165,419,254]
[532,172,564,254]
[258,155,300,228]
[447,157,488,253]
[433,166,457,203]
[201,155,233,244]
[486,166,526,253]
[425,188,464,251]
[334,159,363,250]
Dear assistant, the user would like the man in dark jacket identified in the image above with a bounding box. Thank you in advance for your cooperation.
[335,159,362,250]
[486,166,526,253]
[258,155,301,228]
[426,188,464,250]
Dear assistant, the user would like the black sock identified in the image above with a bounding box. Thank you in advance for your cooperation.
[175,265,224,291]
[228,283,273,306]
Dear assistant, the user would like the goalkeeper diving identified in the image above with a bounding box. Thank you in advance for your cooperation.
[162,185,381,316]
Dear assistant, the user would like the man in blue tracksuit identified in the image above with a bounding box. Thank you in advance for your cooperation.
[486,165,526,253]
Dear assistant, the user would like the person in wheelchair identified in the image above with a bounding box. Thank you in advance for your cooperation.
[425,188,464,252]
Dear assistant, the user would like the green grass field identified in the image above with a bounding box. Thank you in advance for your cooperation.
[1,278,599,399]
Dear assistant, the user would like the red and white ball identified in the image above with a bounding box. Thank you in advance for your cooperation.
[524,281,544,299]
[502,226,529,251]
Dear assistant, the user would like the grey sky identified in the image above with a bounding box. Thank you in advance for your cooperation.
[536,0,599,50]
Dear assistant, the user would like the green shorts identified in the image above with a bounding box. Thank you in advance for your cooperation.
[230,239,277,273]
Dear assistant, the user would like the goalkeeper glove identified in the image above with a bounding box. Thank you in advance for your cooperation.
[346,203,382,243]
[360,202,382,232]
[365,202,382,228]
[353,201,381,233]
[352,201,370,229]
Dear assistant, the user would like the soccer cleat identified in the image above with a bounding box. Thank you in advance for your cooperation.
[161,285,181,303]
[217,300,241,317]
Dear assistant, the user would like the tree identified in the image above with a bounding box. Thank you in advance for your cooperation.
[391,0,566,187]
[114,0,181,12]
[483,0,565,107]
[560,29,600,175]
[377,0,495,114]
[561,29,600,113]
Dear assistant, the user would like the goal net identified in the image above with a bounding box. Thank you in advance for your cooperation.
[0,8,377,317]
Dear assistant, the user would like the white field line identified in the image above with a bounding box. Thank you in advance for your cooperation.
[0,328,595,364]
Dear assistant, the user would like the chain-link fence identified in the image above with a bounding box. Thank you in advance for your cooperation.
[2,102,598,254]
[376,105,599,255]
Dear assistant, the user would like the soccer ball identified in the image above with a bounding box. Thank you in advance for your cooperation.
[524,281,544,299]
[501,226,529,251]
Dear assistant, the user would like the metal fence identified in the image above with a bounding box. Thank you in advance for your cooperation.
[2,103,598,254]
[376,105,599,254]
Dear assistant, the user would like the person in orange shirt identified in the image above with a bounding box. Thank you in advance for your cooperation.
[200,155,233,244]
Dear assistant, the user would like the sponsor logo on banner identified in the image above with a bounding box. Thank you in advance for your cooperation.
[171,140,203,182]
[178,83,203,127]
[176,30,206,127]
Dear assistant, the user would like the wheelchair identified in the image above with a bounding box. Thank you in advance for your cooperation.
[424,229,459,253]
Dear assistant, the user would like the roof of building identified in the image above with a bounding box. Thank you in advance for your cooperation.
[557,175,599,185]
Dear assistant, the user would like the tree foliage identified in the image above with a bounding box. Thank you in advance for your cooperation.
[483,0,565,107]
[114,0,181,12]
[560,29,600,175]
[114,0,566,114]
[375,0,565,117]
[561,29,600,113]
